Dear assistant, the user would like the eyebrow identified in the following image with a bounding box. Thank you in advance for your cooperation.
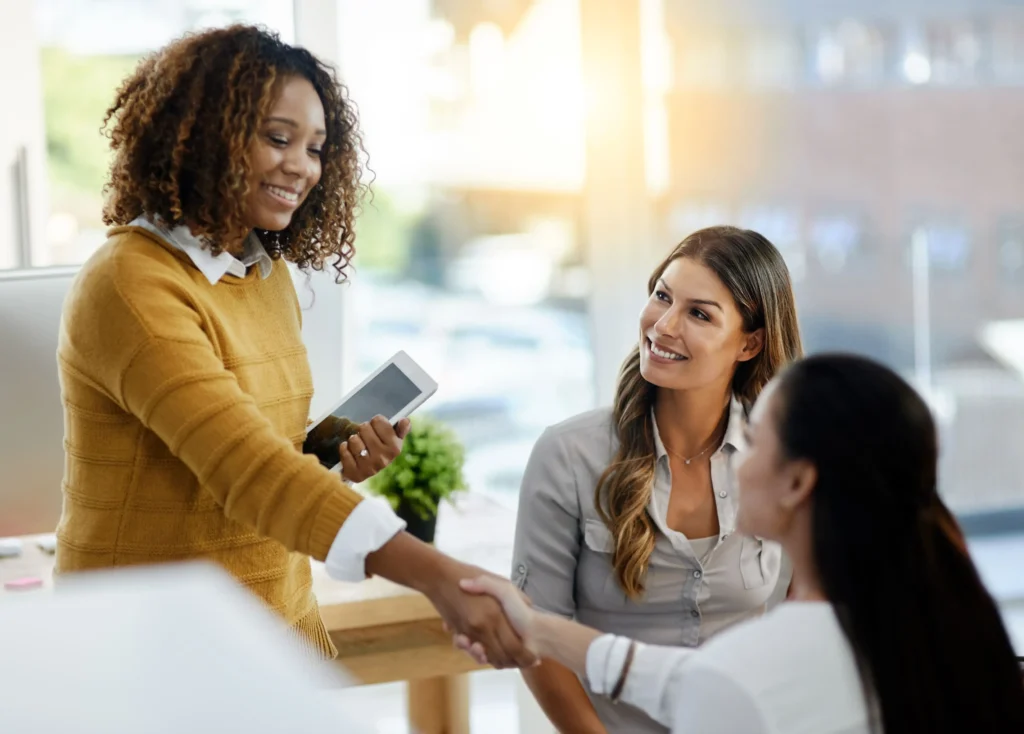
[656,279,723,310]
[691,298,723,311]
[265,116,327,136]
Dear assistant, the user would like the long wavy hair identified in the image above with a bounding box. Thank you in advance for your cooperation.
[102,24,365,280]
[596,226,802,598]
[774,354,1024,733]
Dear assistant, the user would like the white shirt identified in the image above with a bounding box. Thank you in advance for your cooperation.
[586,602,872,734]
[129,216,405,581]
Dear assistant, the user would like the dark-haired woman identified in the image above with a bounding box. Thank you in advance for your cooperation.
[470,353,1024,733]
[510,226,803,732]
[55,25,532,669]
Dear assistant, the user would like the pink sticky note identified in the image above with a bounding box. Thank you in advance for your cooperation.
[3,577,43,591]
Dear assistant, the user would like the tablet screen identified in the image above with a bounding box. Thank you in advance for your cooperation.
[333,363,422,424]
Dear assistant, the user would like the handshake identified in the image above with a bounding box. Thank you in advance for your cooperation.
[422,559,544,669]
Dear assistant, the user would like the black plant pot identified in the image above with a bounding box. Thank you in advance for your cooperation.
[396,500,437,544]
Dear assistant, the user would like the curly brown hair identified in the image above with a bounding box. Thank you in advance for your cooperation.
[102,24,365,279]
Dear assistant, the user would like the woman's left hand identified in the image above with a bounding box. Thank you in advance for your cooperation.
[338,415,411,483]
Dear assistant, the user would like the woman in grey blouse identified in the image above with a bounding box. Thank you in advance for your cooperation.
[511,226,803,733]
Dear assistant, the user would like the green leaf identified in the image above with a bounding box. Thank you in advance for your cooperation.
[365,416,468,519]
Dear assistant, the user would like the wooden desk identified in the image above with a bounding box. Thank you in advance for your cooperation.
[0,535,494,734]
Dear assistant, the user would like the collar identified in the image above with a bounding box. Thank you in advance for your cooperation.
[129,215,273,285]
[651,394,748,461]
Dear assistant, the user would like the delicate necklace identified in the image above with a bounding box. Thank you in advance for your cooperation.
[665,441,716,466]
[663,409,729,466]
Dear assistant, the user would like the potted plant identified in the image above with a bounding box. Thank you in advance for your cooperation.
[366,416,467,544]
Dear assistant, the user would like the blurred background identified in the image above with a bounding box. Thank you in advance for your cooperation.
[1,0,1023,729]
[5,0,1024,517]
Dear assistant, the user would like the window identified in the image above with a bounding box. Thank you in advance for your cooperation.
[808,19,890,86]
[745,28,799,89]
[675,30,738,90]
[991,17,1024,84]
[907,221,972,273]
[338,0,595,509]
[738,204,805,282]
[810,212,865,273]
[662,12,1024,594]
[13,0,295,271]
[997,219,1024,282]
[669,200,731,239]
[926,19,983,85]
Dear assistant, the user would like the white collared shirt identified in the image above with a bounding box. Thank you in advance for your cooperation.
[129,216,274,284]
[129,215,405,581]
[585,602,871,734]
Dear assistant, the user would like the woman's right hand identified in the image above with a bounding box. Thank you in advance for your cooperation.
[456,575,540,662]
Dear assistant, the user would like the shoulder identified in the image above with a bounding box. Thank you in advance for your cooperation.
[536,406,616,458]
[69,227,193,309]
[62,228,201,351]
[519,407,615,501]
[526,407,618,479]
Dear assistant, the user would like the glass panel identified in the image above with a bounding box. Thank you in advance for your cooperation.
[338,0,594,508]
[31,0,295,269]
[661,3,1024,635]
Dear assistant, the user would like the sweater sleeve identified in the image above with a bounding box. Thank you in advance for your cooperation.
[118,335,362,561]
[59,236,366,562]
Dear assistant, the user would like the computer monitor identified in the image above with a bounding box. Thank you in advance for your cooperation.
[0,267,77,536]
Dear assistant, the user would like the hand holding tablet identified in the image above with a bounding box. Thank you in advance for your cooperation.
[303,351,438,479]
[336,415,411,483]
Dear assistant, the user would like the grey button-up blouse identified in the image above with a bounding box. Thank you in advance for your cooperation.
[511,397,789,734]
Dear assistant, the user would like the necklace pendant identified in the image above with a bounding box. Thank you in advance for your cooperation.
[684,459,691,465]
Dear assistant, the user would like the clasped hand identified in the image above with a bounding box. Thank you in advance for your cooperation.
[437,569,541,668]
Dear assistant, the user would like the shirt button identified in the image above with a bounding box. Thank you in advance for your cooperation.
[721,534,729,541]
[719,491,728,498]
[690,609,700,618]
[693,570,702,579]
[517,564,527,574]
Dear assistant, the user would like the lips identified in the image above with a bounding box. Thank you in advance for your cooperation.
[263,184,301,205]
[647,337,687,362]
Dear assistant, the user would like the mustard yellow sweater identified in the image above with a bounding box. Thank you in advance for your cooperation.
[55,226,364,658]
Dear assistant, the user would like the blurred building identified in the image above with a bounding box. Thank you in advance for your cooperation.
[421,0,1024,513]
[662,0,1024,367]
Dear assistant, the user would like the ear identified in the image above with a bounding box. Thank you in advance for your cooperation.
[779,459,817,512]
[737,327,765,363]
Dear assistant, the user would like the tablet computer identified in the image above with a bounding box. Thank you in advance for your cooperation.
[303,350,438,469]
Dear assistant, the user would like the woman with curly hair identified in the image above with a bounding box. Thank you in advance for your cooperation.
[55,24,533,668]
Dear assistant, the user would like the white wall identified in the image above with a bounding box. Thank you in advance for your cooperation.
[0,2,50,268]
[294,0,360,394]
[289,266,348,420]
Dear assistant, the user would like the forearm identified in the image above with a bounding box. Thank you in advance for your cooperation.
[532,611,695,728]
[523,659,607,734]
[121,338,364,560]
[364,530,451,593]
[531,612,603,676]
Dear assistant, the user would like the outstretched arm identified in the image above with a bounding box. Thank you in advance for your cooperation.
[459,576,698,727]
